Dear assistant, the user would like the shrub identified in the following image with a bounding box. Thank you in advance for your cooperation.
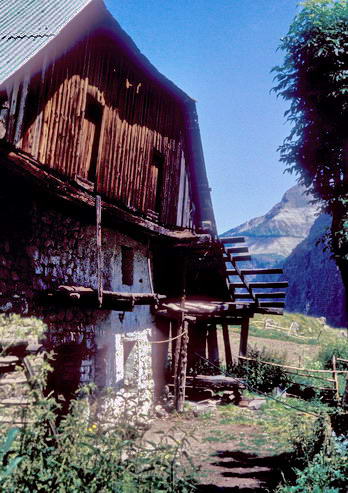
[233,346,290,394]
[278,435,348,493]
[318,341,348,371]
[278,414,348,492]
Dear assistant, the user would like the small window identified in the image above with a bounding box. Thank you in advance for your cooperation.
[152,149,165,213]
[82,94,103,182]
[121,246,134,286]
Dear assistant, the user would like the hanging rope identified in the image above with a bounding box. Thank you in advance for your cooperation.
[148,326,188,344]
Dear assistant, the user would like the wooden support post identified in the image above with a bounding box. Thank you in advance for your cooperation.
[222,323,233,369]
[187,320,207,370]
[332,355,340,400]
[207,324,219,365]
[174,254,188,411]
[152,318,170,400]
[175,320,189,412]
[96,195,103,307]
[239,318,250,358]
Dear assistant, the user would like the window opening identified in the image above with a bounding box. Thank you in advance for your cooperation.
[152,149,165,213]
[123,339,137,388]
[83,94,103,182]
[121,246,134,286]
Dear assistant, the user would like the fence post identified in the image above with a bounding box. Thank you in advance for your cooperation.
[332,355,339,400]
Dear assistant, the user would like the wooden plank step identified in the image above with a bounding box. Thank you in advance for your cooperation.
[227,268,284,276]
[231,255,252,262]
[249,281,288,289]
[233,293,253,300]
[220,236,246,244]
[249,281,289,289]
[226,246,249,255]
[229,283,244,289]
[255,292,286,299]
[259,301,285,308]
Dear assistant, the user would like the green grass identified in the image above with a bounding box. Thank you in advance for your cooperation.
[199,394,331,455]
[221,311,345,347]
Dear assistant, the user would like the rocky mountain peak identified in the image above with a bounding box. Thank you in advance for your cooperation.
[221,184,319,259]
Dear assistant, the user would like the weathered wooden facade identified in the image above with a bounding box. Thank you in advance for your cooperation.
[1,0,215,232]
[0,0,286,417]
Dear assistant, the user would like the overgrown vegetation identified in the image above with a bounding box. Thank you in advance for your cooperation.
[277,415,348,492]
[0,314,197,492]
[231,346,290,394]
[0,398,196,492]
[273,0,348,309]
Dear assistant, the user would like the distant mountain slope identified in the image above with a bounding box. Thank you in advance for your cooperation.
[221,185,319,267]
[220,184,346,327]
[284,214,347,328]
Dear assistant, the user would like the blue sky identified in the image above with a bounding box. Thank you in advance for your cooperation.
[106,0,300,233]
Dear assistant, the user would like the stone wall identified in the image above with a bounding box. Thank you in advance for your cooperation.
[0,169,156,416]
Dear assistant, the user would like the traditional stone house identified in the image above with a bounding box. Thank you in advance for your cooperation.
[0,0,223,414]
[0,0,287,416]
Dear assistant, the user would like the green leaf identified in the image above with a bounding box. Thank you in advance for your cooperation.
[0,428,20,458]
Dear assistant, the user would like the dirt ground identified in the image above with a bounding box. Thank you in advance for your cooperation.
[145,407,291,492]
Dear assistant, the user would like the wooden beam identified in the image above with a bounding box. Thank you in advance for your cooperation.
[233,293,286,302]
[56,286,165,305]
[96,195,103,308]
[259,301,285,308]
[226,246,249,255]
[239,318,250,358]
[207,324,219,365]
[254,292,286,299]
[249,281,288,289]
[242,268,283,275]
[220,236,246,244]
[227,268,284,276]
[229,283,244,289]
[233,293,253,300]
[222,323,233,369]
[230,255,252,262]
[2,150,212,244]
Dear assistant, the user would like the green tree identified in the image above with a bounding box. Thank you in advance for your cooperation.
[273,0,348,322]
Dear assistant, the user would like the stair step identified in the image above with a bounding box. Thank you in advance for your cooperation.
[255,292,286,299]
[259,301,285,308]
[227,268,284,276]
[226,246,249,255]
[234,293,254,300]
[231,255,252,262]
[220,236,246,244]
[249,281,288,289]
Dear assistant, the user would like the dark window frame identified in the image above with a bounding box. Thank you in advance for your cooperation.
[121,246,134,286]
[152,148,165,213]
[84,94,103,182]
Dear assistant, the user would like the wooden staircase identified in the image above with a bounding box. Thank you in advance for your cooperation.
[220,236,288,314]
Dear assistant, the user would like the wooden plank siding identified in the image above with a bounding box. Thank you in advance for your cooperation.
[4,29,194,230]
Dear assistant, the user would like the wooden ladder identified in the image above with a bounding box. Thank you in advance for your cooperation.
[219,236,288,313]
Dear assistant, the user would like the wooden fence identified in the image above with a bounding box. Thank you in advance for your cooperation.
[239,354,348,400]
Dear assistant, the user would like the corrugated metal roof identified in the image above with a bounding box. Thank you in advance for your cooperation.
[0,0,94,85]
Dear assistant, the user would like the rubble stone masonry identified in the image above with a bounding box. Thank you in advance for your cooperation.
[0,169,155,416]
